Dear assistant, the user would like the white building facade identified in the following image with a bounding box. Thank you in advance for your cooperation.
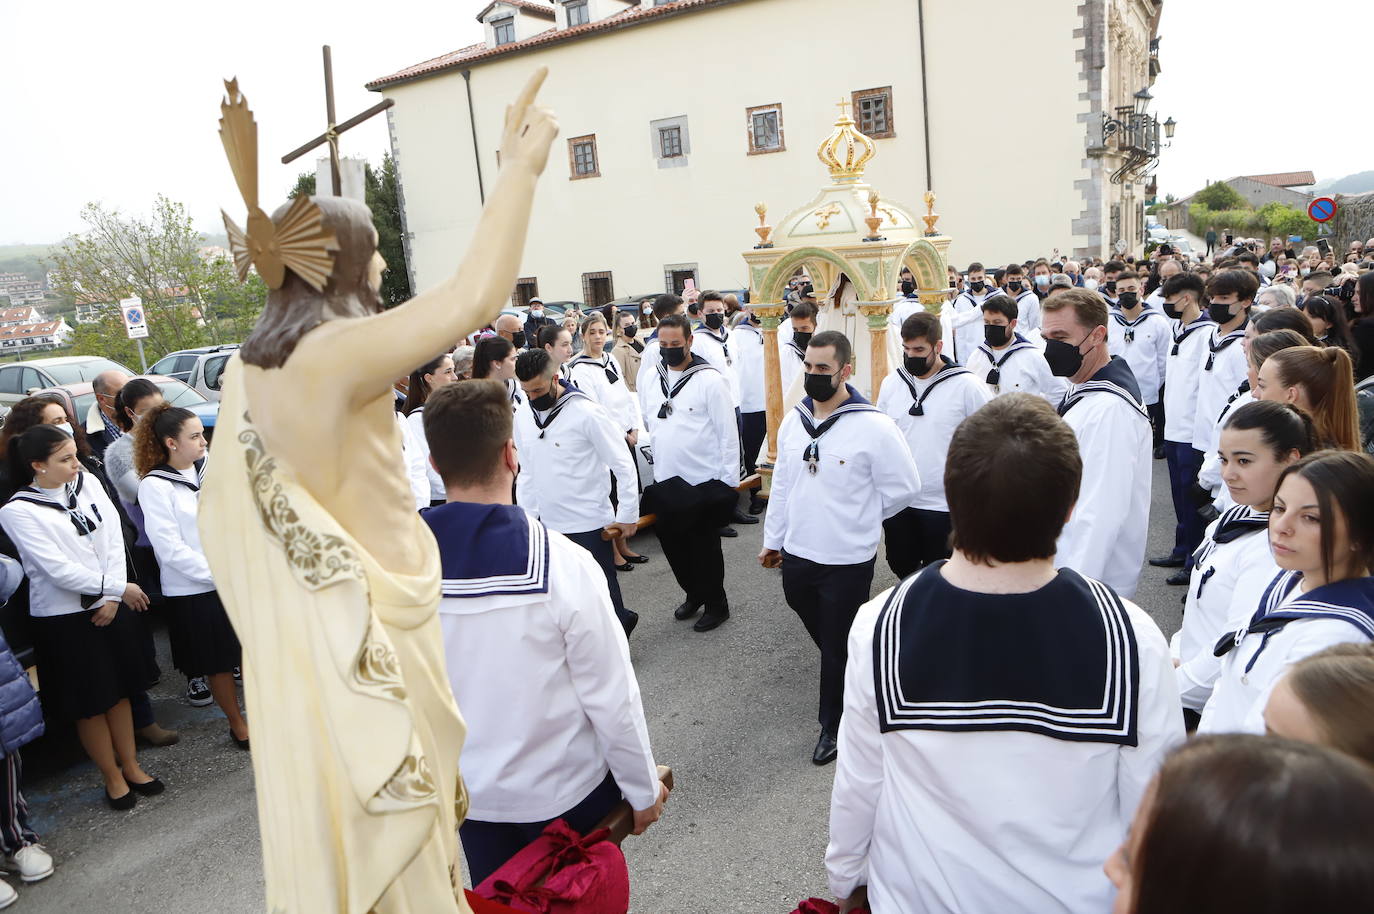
[369,0,1164,304]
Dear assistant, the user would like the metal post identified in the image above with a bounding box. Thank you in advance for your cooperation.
[136,338,148,373]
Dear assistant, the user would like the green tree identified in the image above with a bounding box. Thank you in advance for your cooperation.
[1193,181,1249,212]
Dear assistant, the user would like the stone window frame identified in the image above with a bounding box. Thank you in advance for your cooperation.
[581,270,615,306]
[746,103,785,155]
[512,277,540,308]
[663,263,700,295]
[851,86,895,139]
[649,115,690,169]
[568,134,600,179]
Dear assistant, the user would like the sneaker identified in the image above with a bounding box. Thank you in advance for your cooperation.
[186,676,213,707]
[0,877,15,910]
[4,844,53,883]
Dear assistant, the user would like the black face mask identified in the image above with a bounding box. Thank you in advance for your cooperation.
[703,312,725,330]
[660,346,687,368]
[749,312,761,326]
[970,280,986,293]
[903,353,934,376]
[1005,280,1023,294]
[792,331,813,350]
[511,330,527,349]
[1043,337,1086,377]
[1104,281,1118,296]
[900,279,916,296]
[1208,301,1235,324]
[1117,291,1139,310]
[530,387,559,411]
[623,324,637,338]
[1162,297,1184,320]
[803,371,842,402]
[984,324,1010,347]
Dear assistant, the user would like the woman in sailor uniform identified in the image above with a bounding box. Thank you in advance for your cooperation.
[1200,450,1374,735]
[471,336,522,412]
[402,353,459,507]
[1172,401,1316,729]
[0,425,162,810]
[134,404,248,750]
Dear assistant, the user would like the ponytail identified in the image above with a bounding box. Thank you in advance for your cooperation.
[1269,346,1360,451]
[403,354,450,416]
[1224,400,1317,458]
[132,402,195,477]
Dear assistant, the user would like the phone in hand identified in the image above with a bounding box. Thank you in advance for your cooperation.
[683,278,696,294]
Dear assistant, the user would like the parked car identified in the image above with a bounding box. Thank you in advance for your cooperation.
[148,344,238,401]
[36,376,220,444]
[0,356,135,408]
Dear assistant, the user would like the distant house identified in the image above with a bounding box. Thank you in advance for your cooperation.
[1161,171,1316,231]
[0,306,43,327]
[0,319,74,353]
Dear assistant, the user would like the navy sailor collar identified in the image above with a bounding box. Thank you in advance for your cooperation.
[144,459,207,492]
[1111,308,1164,327]
[896,356,972,416]
[9,473,102,535]
[873,563,1142,746]
[1059,356,1148,420]
[424,501,550,598]
[975,332,1036,364]
[1215,571,1374,668]
[530,379,590,438]
[795,384,878,473]
[1171,315,1215,355]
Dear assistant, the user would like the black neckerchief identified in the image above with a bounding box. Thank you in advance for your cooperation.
[144,458,207,492]
[529,380,589,439]
[1214,572,1374,672]
[1206,323,1248,371]
[568,352,620,386]
[1111,308,1164,344]
[1216,381,1251,424]
[786,341,805,362]
[505,377,523,407]
[1058,356,1149,421]
[793,384,879,475]
[655,355,715,419]
[1171,315,1215,356]
[873,563,1142,746]
[897,356,972,417]
[1191,505,1269,601]
[975,333,1036,388]
[694,326,731,363]
[8,473,100,537]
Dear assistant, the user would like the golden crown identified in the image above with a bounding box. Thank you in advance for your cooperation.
[816,101,876,184]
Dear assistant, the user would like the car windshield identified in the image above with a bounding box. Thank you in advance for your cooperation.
[73,393,96,421]
[154,379,209,407]
[43,359,132,385]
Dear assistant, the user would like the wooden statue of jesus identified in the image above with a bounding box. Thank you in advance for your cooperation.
[199,70,558,914]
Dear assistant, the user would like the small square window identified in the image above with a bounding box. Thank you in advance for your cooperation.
[852,87,895,139]
[568,135,600,179]
[746,103,785,155]
[659,126,683,159]
[566,0,589,26]
[492,17,515,46]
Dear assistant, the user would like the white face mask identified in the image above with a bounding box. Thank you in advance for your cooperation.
[1084,278,1100,291]
[53,422,73,437]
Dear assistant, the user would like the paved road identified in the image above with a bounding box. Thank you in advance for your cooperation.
[15,457,1183,913]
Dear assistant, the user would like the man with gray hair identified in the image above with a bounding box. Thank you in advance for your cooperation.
[87,369,129,459]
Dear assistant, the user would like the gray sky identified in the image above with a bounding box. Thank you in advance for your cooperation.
[3,0,1370,243]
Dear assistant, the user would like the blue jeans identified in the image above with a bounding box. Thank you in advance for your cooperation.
[1164,440,1206,559]
[461,771,622,887]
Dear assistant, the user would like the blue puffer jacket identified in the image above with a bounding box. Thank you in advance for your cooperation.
[0,627,42,756]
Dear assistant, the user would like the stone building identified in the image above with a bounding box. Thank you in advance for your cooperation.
[368,0,1166,303]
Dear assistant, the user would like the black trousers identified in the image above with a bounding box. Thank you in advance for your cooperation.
[781,553,875,735]
[1147,400,1165,449]
[741,410,767,477]
[1164,440,1207,560]
[643,477,735,611]
[882,507,953,579]
[565,529,635,629]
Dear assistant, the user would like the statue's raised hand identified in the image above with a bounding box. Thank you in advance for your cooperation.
[501,67,559,176]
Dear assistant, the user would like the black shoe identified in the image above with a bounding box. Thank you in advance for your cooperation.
[812,731,838,766]
[1148,554,1185,568]
[623,554,650,565]
[1166,569,1191,586]
[105,788,137,811]
[673,601,702,621]
[128,777,165,797]
[747,496,765,516]
[731,510,759,525]
[620,609,639,637]
[693,610,730,633]
[231,730,250,751]
[717,526,738,538]
[1153,445,1165,460]
[615,562,634,573]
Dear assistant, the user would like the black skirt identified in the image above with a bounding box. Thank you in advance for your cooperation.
[167,590,241,678]
[31,605,159,722]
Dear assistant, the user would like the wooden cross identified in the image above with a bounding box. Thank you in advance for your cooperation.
[836,97,851,119]
[281,45,394,196]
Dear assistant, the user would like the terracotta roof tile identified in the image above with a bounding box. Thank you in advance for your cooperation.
[368,0,746,89]
[1241,171,1316,188]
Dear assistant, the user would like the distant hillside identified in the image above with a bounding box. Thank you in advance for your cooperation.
[1312,170,1374,195]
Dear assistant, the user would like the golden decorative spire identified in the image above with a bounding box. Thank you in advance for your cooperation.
[816,99,876,184]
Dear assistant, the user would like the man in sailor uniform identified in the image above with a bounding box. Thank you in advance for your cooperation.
[825,394,1182,914]
[1192,270,1257,461]
[877,311,992,579]
[694,291,758,529]
[760,331,920,767]
[964,294,1064,403]
[997,262,1042,335]
[729,306,768,512]
[1152,271,1217,575]
[943,261,996,365]
[419,380,666,886]
[640,314,740,632]
[512,349,641,635]
[635,293,687,422]
[777,300,818,403]
[1105,270,1169,456]
[1042,289,1152,599]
